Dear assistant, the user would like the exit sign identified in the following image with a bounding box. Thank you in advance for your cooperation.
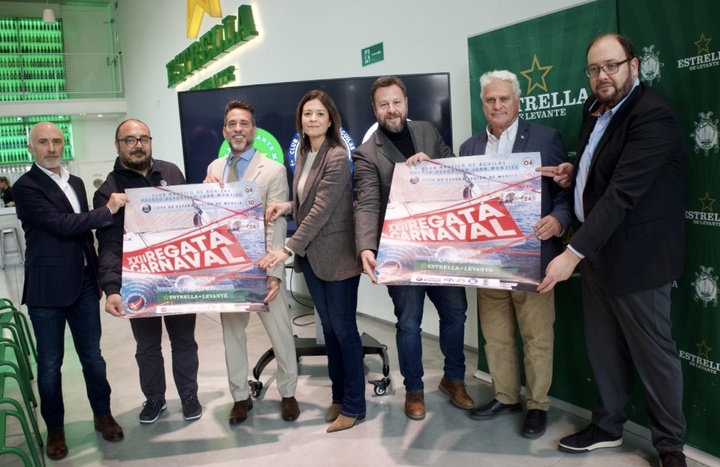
[362,42,384,66]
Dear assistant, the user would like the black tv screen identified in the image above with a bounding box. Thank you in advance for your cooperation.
[177,73,452,185]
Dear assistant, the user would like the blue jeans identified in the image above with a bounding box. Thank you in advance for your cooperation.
[28,273,112,431]
[300,256,365,418]
[387,285,468,392]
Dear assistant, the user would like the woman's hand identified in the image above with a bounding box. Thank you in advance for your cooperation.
[266,202,292,222]
[259,249,290,270]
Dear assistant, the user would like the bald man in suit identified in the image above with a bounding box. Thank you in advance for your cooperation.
[14,122,126,460]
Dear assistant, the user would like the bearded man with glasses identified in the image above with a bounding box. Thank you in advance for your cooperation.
[537,33,687,467]
[94,119,202,426]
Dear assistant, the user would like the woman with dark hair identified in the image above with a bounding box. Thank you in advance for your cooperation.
[0,176,14,206]
[260,90,365,432]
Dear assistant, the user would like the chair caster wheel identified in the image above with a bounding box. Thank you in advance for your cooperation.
[249,380,263,397]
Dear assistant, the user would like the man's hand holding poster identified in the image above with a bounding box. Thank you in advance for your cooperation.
[120,182,269,317]
[375,153,543,292]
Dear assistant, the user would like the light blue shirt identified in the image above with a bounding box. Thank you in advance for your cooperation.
[574,79,640,222]
[570,79,639,257]
[223,146,255,183]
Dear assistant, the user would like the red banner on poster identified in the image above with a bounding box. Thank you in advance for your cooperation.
[123,225,251,274]
[381,197,523,243]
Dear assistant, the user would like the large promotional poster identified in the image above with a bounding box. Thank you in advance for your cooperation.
[120,182,269,317]
[375,154,542,291]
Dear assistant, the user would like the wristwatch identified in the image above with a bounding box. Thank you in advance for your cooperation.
[282,246,293,257]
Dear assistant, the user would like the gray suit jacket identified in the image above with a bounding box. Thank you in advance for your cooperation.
[353,120,454,255]
[458,117,573,270]
[286,141,361,281]
[206,151,289,280]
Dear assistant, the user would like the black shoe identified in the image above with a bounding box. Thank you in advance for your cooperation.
[558,424,622,453]
[182,394,203,421]
[660,451,687,467]
[139,399,166,424]
[469,399,522,420]
[521,409,547,438]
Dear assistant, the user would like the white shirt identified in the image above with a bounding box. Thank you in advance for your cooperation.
[36,163,82,214]
[485,117,519,155]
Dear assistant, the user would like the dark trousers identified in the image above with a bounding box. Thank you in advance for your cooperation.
[129,313,199,400]
[28,274,112,431]
[299,256,366,417]
[580,261,685,454]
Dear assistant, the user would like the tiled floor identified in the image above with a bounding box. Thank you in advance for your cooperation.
[1,263,714,466]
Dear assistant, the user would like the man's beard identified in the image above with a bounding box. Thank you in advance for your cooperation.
[123,150,151,171]
[595,73,633,108]
[380,113,406,133]
[38,158,62,170]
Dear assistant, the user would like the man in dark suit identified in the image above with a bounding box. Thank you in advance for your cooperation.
[459,70,572,438]
[14,122,127,460]
[353,76,473,421]
[538,34,686,467]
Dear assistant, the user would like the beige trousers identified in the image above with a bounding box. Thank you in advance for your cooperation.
[220,285,298,401]
[478,288,555,410]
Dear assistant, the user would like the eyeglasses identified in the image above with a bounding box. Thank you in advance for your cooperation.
[584,58,631,78]
[225,120,253,130]
[117,136,152,147]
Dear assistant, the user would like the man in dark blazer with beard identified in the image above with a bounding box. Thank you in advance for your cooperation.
[538,34,686,467]
[353,76,473,421]
[14,122,127,460]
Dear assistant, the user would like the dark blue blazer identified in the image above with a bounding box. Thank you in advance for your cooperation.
[569,83,685,294]
[13,164,114,307]
[459,117,573,270]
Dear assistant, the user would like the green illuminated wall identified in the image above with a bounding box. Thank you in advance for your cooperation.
[0,116,73,164]
[0,17,67,101]
[0,17,72,164]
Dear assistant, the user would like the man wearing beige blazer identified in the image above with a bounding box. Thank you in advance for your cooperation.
[205,100,299,424]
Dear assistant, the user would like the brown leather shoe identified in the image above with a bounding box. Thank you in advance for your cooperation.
[281,396,300,421]
[229,397,253,425]
[94,414,124,441]
[46,429,68,460]
[405,391,426,420]
[438,377,474,409]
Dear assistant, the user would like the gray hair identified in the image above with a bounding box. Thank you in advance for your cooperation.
[479,70,522,100]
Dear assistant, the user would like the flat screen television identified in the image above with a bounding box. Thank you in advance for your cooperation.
[177,73,452,235]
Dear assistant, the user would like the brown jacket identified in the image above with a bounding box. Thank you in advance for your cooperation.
[287,141,361,281]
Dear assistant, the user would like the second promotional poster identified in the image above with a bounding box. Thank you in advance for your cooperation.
[375,153,542,291]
